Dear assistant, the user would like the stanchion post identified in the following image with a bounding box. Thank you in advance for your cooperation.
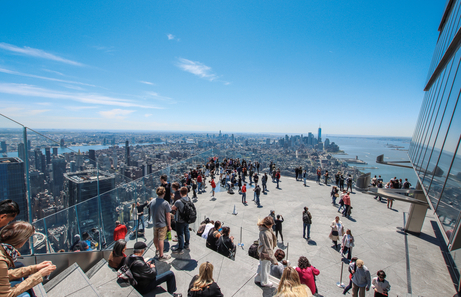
[286,242,289,260]
[337,260,345,287]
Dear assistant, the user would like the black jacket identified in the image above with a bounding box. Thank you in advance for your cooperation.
[125,254,156,290]
[188,275,224,297]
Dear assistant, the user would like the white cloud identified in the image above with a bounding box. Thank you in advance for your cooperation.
[36,102,51,106]
[65,106,98,111]
[0,67,95,86]
[146,91,176,104]
[145,114,152,117]
[167,34,176,40]
[0,83,163,109]
[140,81,155,85]
[176,58,218,81]
[42,69,64,76]
[92,45,115,53]
[0,43,84,66]
[61,85,85,91]
[28,109,50,115]
[99,109,134,120]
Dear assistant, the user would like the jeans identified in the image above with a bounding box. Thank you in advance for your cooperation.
[255,194,260,206]
[138,215,145,231]
[139,270,177,295]
[133,219,138,231]
[338,204,345,212]
[275,229,283,242]
[343,205,350,217]
[242,192,246,203]
[304,177,306,185]
[176,222,190,250]
[343,246,352,260]
[343,279,353,294]
[198,182,201,193]
[255,260,271,286]
[10,280,30,297]
[276,179,279,188]
[303,223,311,238]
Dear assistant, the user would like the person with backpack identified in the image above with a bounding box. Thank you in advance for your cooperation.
[346,175,353,192]
[302,207,312,239]
[172,187,196,254]
[123,242,181,296]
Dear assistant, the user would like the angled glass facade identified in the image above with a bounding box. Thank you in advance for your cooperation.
[409,0,461,282]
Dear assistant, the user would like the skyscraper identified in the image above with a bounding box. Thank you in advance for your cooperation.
[52,158,67,197]
[125,140,130,166]
[52,147,58,156]
[45,147,51,165]
[17,143,25,161]
[88,149,96,167]
[0,158,27,222]
[318,127,322,142]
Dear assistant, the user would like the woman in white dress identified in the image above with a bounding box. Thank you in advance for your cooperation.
[329,216,344,250]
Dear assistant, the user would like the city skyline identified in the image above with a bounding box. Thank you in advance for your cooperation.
[0,1,445,136]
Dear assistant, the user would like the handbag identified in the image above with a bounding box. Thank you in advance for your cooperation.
[332,230,339,236]
[117,261,138,286]
[335,193,339,198]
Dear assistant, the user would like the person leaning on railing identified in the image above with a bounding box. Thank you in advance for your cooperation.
[0,221,56,297]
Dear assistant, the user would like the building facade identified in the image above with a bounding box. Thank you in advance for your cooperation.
[409,0,461,286]
[0,158,27,222]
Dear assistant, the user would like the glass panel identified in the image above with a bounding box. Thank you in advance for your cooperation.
[435,100,461,234]
[76,197,102,250]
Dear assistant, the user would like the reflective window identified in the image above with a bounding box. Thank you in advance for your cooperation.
[435,97,461,234]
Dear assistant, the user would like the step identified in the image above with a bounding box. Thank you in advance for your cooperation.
[31,283,47,297]
[86,258,142,297]
[44,262,101,297]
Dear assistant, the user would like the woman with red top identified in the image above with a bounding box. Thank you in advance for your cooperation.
[295,256,320,294]
[210,179,216,198]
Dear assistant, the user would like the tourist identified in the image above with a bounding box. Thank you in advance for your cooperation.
[371,175,377,187]
[324,170,329,185]
[150,186,172,260]
[302,207,312,239]
[0,200,19,229]
[254,184,262,207]
[216,226,236,260]
[269,210,276,231]
[303,170,307,186]
[0,221,56,296]
[276,170,281,189]
[351,259,371,297]
[335,171,341,187]
[270,249,287,279]
[125,242,181,296]
[113,220,127,242]
[341,229,354,260]
[342,257,358,295]
[331,186,339,205]
[346,174,353,192]
[197,173,202,194]
[172,182,181,202]
[108,239,127,270]
[191,179,198,198]
[206,221,221,251]
[316,168,321,184]
[160,174,172,204]
[188,262,223,297]
[130,203,138,235]
[374,181,383,201]
[136,200,149,232]
[275,266,312,297]
[296,256,319,295]
[339,174,345,191]
[200,219,214,239]
[241,183,247,204]
[342,192,351,218]
[210,179,216,198]
[262,173,268,192]
[275,214,284,244]
[329,216,344,250]
[254,216,278,287]
[172,187,191,254]
[387,193,394,209]
[295,167,299,181]
[371,270,391,297]
[254,172,259,185]
[338,190,346,213]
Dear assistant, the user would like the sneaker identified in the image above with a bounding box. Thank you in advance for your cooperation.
[184,245,190,250]
[159,254,171,260]
[172,249,184,255]
[155,250,159,258]
[172,238,178,242]
[173,294,182,297]
[262,282,273,287]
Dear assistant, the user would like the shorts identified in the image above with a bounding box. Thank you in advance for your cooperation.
[154,226,168,241]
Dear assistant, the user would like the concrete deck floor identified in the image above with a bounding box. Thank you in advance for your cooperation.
[127,176,457,296]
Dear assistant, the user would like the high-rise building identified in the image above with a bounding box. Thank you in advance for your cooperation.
[0,141,7,155]
[17,143,25,161]
[88,149,96,167]
[0,158,27,222]
[69,161,76,173]
[45,147,51,165]
[407,3,461,288]
[52,147,58,156]
[125,140,130,166]
[52,158,67,197]
[60,139,65,147]
[63,170,115,207]
[318,127,322,142]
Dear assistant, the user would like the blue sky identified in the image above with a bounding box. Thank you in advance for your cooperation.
[0,1,445,136]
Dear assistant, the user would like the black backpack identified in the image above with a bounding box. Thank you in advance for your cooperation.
[180,198,197,224]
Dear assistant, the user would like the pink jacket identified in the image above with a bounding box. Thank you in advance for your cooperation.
[296,266,320,294]
[342,195,351,206]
